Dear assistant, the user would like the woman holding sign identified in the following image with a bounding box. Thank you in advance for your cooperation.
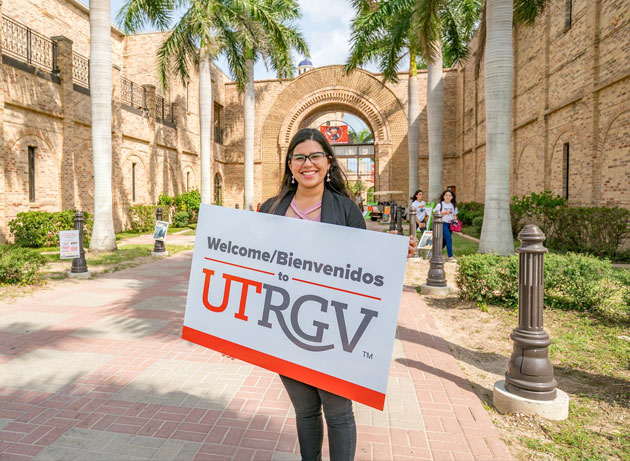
[261,128,415,461]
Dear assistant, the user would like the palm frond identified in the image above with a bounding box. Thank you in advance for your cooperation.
[514,0,547,24]
[116,0,176,33]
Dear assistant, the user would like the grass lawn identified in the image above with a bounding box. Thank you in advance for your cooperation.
[40,244,193,269]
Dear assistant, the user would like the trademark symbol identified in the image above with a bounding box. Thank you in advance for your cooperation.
[363,351,373,359]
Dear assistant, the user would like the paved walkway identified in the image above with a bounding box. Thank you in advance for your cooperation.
[0,252,511,460]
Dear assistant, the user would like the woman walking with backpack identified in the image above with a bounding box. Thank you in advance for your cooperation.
[435,189,459,262]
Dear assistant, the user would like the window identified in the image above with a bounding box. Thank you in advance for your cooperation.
[214,102,223,144]
[347,158,358,173]
[132,162,137,202]
[214,173,223,205]
[28,146,35,202]
[186,172,190,192]
[562,143,570,200]
[565,0,572,30]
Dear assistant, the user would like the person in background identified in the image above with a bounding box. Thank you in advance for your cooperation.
[435,189,458,262]
[411,190,426,234]
[357,193,364,212]
[260,128,414,461]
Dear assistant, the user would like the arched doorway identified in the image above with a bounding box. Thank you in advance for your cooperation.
[259,66,408,200]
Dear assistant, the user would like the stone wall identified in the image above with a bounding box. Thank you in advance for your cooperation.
[0,0,228,242]
[221,67,459,207]
[456,0,630,207]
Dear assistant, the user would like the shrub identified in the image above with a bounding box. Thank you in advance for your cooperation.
[472,216,484,233]
[457,252,620,312]
[510,191,630,260]
[8,210,92,248]
[157,193,175,207]
[0,245,46,285]
[172,210,191,228]
[456,254,519,307]
[127,205,158,232]
[457,201,484,225]
[544,253,614,311]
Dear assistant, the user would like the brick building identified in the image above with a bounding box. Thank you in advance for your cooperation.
[456,0,630,208]
[0,0,628,243]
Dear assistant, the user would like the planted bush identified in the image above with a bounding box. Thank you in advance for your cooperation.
[457,201,484,225]
[127,205,158,232]
[457,252,624,313]
[172,210,191,228]
[510,191,630,260]
[9,210,92,248]
[0,245,46,285]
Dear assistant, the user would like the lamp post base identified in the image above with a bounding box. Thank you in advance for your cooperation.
[67,270,91,279]
[420,284,453,296]
[493,380,569,421]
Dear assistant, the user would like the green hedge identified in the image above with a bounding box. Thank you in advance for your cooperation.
[127,205,159,233]
[457,201,484,226]
[8,210,93,248]
[0,245,47,285]
[158,190,201,224]
[456,253,629,313]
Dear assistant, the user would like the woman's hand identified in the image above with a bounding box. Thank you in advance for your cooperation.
[390,230,417,258]
[407,235,417,257]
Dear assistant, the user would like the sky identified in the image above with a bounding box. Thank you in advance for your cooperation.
[97,0,376,129]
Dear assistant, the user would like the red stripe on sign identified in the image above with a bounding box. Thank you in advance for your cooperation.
[291,278,382,301]
[204,257,275,276]
[181,326,386,410]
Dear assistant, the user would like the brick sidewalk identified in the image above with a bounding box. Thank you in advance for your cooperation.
[0,252,511,460]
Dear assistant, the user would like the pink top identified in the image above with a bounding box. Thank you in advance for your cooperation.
[285,198,322,222]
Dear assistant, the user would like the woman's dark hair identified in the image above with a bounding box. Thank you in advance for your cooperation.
[270,128,351,211]
[411,189,423,201]
[439,189,457,208]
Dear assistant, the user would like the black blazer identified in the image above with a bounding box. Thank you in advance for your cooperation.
[259,188,366,230]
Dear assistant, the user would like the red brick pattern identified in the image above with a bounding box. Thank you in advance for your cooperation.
[0,254,511,460]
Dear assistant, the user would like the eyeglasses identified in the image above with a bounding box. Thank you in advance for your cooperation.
[290,152,328,165]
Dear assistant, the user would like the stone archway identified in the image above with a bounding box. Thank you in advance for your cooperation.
[259,66,408,199]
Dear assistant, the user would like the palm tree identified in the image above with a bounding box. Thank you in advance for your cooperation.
[89,0,117,251]
[118,0,250,205]
[478,0,547,255]
[238,0,308,210]
[347,0,479,202]
[414,0,480,202]
[346,0,422,199]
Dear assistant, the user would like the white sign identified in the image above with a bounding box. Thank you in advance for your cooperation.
[153,220,169,241]
[183,204,408,410]
[59,230,80,259]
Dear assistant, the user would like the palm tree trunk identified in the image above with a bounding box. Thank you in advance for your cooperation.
[479,0,515,255]
[408,51,420,198]
[89,0,116,251]
[427,45,444,202]
[199,48,212,204]
[243,58,255,211]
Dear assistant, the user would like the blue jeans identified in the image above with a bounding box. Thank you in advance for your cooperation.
[280,375,356,461]
[442,222,453,257]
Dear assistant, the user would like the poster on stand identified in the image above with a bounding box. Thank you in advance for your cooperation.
[59,230,80,259]
[182,204,409,410]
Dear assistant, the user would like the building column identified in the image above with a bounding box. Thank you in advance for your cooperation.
[588,0,602,205]
[143,84,158,202]
[111,65,124,231]
[543,7,551,191]
[0,0,6,242]
[51,35,75,211]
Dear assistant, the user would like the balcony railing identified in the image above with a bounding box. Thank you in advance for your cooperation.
[156,93,175,123]
[72,52,89,87]
[121,77,146,110]
[2,15,57,72]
